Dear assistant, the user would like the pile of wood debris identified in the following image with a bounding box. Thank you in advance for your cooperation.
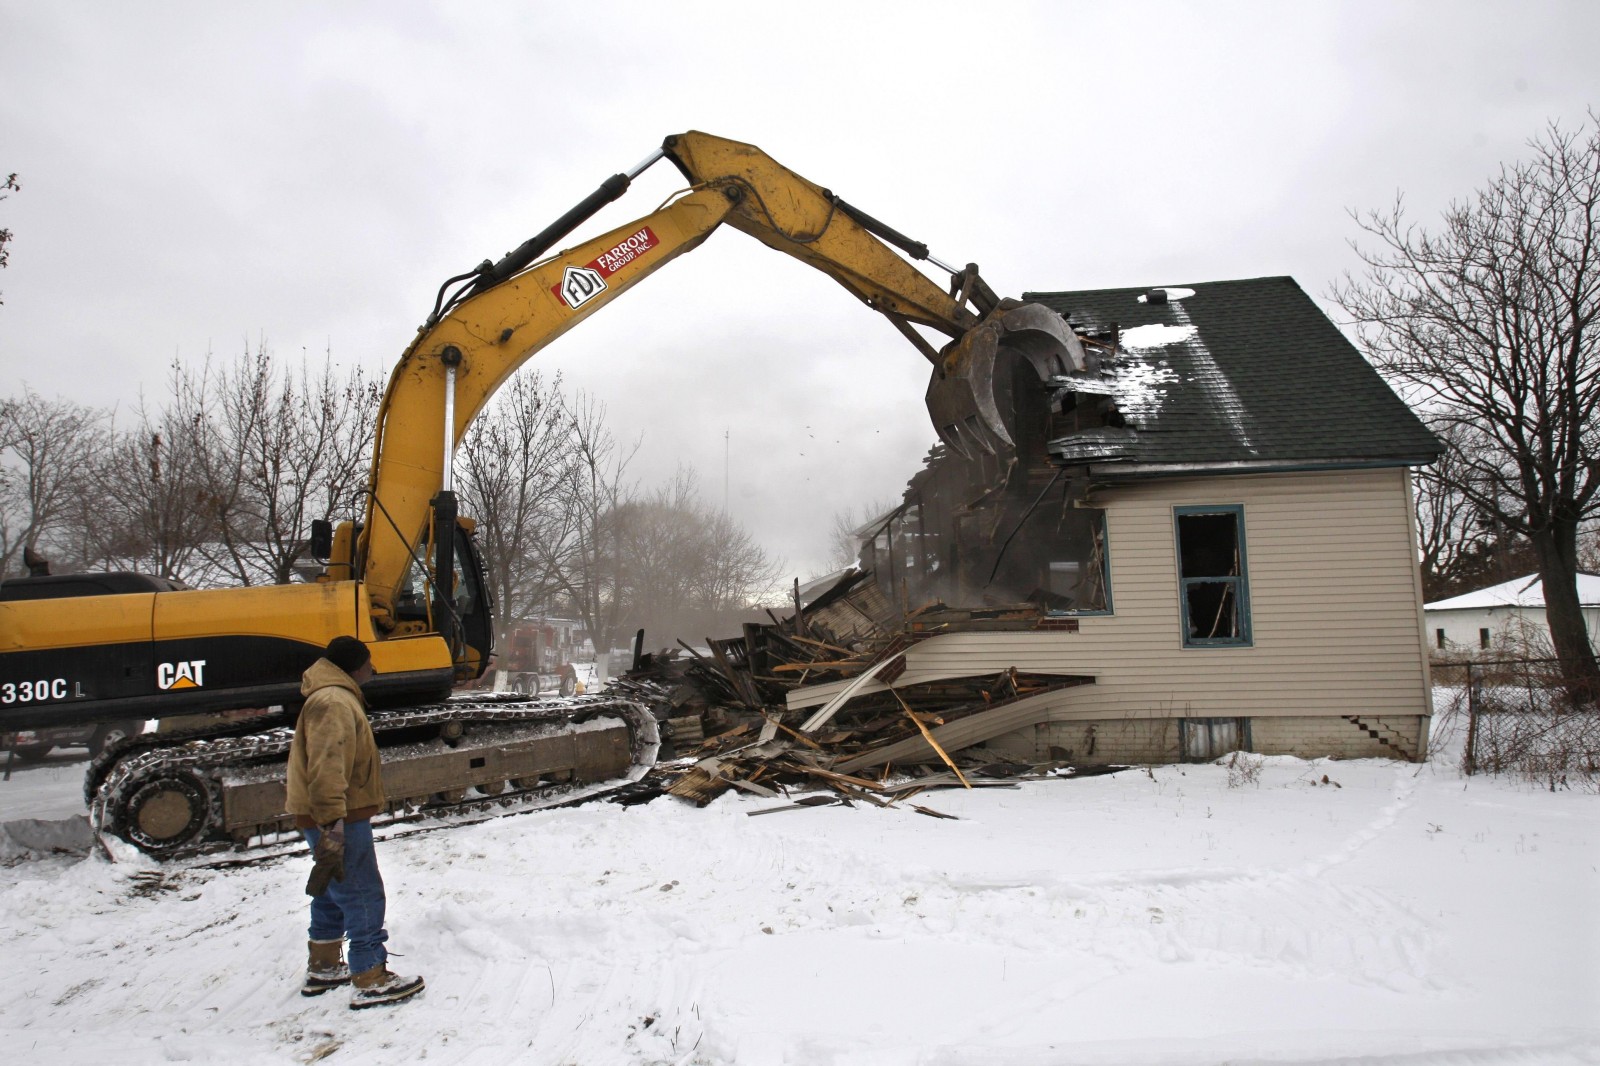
[617,569,1107,816]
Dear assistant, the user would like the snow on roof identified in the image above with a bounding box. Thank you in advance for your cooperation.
[1425,572,1600,611]
[1029,278,1442,470]
[1112,314,1257,452]
[1108,324,1188,424]
[1118,323,1197,350]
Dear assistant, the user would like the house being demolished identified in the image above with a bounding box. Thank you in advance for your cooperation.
[629,277,1442,804]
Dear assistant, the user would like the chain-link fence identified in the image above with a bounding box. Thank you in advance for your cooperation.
[1431,658,1600,785]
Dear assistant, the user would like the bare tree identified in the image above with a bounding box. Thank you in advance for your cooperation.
[825,498,899,573]
[77,369,217,583]
[7,349,377,588]
[543,391,636,656]
[455,370,573,638]
[1580,527,1600,573]
[1412,423,1538,600]
[1412,456,1479,601]
[0,172,18,305]
[1334,112,1600,699]
[0,388,107,576]
[613,467,783,645]
[695,506,784,614]
[614,469,706,637]
[198,344,379,585]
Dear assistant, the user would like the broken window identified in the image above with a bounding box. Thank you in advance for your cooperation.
[983,499,1110,613]
[1035,506,1110,613]
[1479,627,1491,650]
[1175,505,1250,647]
[1436,628,1446,650]
[864,470,1111,615]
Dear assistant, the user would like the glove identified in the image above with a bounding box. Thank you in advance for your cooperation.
[305,819,346,897]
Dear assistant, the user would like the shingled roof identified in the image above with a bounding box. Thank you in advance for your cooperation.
[1024,276,1440,475]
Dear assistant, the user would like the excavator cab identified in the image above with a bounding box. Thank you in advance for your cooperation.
[446,523,494,679]
[388,517,493,680]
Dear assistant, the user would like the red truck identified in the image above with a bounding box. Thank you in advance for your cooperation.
[480,620,584,698]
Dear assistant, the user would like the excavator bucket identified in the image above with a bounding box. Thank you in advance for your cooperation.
[925,303,1087,456]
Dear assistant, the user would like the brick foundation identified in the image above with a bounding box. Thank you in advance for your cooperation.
[980,714,1426,765]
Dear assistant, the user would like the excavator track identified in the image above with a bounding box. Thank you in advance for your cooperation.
[88,690,662,861]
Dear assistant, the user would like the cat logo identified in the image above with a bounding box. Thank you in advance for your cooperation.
[157,659,207,690]
[558,265,606,308]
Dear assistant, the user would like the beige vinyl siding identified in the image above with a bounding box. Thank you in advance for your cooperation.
[789,468,1433,727]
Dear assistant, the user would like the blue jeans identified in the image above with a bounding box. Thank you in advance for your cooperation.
[303,819,388,975]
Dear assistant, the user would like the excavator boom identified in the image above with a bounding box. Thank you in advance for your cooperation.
[359,131,1083,631]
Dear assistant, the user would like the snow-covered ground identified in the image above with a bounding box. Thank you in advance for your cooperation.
[1,717,1596,1065]
[0,746,95,820]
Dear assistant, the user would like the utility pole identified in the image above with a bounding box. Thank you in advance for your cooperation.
[723,428,730,515]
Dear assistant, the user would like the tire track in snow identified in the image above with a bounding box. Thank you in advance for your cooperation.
[899,763,1439,1045]
[1295,762,1418,879]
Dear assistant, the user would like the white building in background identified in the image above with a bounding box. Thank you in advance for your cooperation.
[1424,573,1600,656]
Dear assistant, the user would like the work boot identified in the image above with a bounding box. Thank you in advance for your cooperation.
[302,938,350,997]
[349,963,425,1010]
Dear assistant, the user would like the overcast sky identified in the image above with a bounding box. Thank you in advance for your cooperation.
[2,1,1597,580]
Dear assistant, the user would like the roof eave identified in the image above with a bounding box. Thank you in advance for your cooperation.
[1062,456,1438,479]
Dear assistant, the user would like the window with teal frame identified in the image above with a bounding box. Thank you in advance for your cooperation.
[1174,505,1250,647]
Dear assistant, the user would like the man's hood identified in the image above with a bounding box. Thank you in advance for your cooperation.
[301,657,366,701]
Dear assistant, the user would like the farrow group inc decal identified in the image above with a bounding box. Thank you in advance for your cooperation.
[553,227,660,309]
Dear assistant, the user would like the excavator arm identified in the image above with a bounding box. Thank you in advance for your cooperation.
[38,131,1091,859]
[357,131,1084,634]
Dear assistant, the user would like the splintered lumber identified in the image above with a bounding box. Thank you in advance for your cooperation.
[784,763,889,793]
[763,715,824,751]
[622,592,1105,815]
[787,635,858,657]
[726,777,781,798]
[888,686,970,789]
[881,772,968,793]
[708,641,760,709]
[667,766,729,806]
[761,627,833,663]
[749,794,840,816]
[798,643,919,733]
[771,660,868,674]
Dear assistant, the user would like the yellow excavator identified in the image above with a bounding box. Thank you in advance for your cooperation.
[0,131,1083,857]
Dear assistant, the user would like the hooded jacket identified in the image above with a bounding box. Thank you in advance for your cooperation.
[286,657,385,827]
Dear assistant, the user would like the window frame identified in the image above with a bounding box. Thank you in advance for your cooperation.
[1179,717,1253,760]
[1043,505,1115,617]
[1173,503,1252,648]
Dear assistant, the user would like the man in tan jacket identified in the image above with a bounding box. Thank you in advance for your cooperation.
[288,636,424,1009]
